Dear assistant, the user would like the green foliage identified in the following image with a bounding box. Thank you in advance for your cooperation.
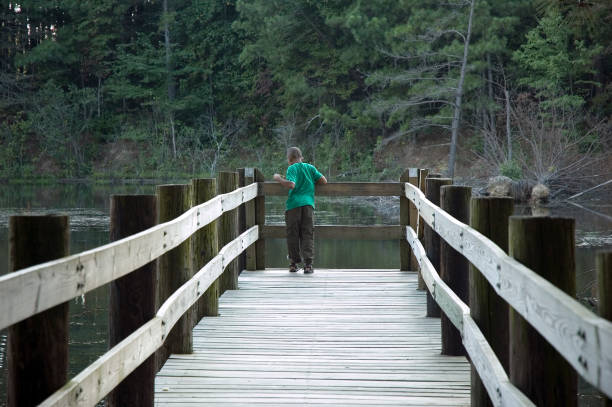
[499,160,522,180]
[512,11,602,108]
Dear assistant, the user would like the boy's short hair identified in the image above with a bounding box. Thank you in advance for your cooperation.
[287,147,303,161]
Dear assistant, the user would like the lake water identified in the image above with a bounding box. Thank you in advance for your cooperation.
[0,182,610,405]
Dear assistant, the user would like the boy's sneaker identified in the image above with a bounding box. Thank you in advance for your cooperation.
[289,263,298,273]
[304,264,314,274]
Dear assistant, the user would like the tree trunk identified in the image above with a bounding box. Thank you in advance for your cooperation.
[504,89,512,161]
[163,0,177,159]
[447,0,475,178]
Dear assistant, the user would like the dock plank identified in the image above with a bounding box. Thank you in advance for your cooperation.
[155,269,470,406]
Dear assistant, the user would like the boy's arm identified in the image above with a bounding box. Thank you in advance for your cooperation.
[273,173,295,189]
[316,175,328,185]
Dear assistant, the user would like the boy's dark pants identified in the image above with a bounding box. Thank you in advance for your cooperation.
[285,205,314,265]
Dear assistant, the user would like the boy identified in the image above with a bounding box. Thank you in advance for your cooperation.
[273,147,327,274]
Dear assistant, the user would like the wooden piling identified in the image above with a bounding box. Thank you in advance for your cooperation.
[408,168,420,275]
[245,168,257,270]
[192,178,220,319]
[508,216,576,406]
[469,197,514,407]
[7,215,70,407]
[597,251,612,407]
[237,168,247,274]
[218,171,239,292]
[156,184,193,369]
[254,168,266,269]
[439,185,471,356]
[400,169,411,271]
[423,177,452,317]
[417,169,434,290]
[107,195,157,407]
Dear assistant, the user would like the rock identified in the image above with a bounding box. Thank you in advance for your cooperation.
[486,176,513,197]
[531,183,550,203]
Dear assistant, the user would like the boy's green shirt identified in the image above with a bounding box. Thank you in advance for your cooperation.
[285,162,323,211]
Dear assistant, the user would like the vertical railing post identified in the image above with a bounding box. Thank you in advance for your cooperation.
[408,168,420,277]
[417,168,433,290]
[237,168,247,274]
[509,216,576,406]
[218,171,239,292]
[156,184,193,370]
[423,177,452,317]
[107,195,157,407]
[400,169,411,271]
[245,168,257,270]
[469,197,514,407]
[192,178,220,319]
[254,168,266,269]
[597,251,612,407]
[7,215,70,407]
[439,185,471,356]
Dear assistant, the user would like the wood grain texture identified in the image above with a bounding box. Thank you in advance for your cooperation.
[400,170,411,271]
[469,197,513,407]
[254,168,266,269]
[107,195,157,407]
[244,172,256,271]
[191,178,219,319]
[40,226,259,407]
[0,182,258,332]
[156,184,193,365]
[155,268,471,406]
[218,172,239,293]
[7,215,70,407]
[406,227,534,407]
[508,216,576,406]
[407,169,421,277]
[424,177,452,317]
[439,185,471,356]
[262,225,402,240]
[263,181,403,196]
[404,182,612,398]
[597,251,612,407]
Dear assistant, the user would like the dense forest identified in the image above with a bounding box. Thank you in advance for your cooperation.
[0,0,610,194]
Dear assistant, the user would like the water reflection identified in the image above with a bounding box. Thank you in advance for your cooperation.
[0,183,610,406]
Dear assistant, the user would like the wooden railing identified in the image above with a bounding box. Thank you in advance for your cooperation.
[2,170,611,407]
[1,178,260,407]
[403,179,612,406]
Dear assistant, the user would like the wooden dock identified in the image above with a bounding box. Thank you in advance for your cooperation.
[155,269,470,406]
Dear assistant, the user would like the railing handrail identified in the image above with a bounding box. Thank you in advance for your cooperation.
[404,182,612,399]
[40,225,259,407]
[0,182,259,332]
[262,181,403,196]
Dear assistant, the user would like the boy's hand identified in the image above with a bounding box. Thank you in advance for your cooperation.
[273,173,282,181]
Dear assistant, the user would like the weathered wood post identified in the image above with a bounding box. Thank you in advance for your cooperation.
[439,185,471,356]
[107,195,157,407]
[509,216,576,406]
[423,177,452,317]
[237,168,247,274]
[192,178,220,320]
[245,168,257,270]
[7,215,70,407]
[597,251,612,407]
[254,168,266,269]
[418,169,436,290]
[408,168,420,275]
[218,171,239,292]
[400,169,411,271]
[156,184,193,370]
[469,197,514,407]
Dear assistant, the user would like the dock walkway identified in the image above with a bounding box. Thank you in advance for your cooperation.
[155,269,470,406]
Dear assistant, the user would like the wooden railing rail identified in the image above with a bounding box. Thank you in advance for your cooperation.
[262,181,402,196]
[404,181,612,399]
[39,226,259,407]
[406,227,534,407]
[0,182,258,332]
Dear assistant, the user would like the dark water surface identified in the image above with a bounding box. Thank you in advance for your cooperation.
[0,183,610,405]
